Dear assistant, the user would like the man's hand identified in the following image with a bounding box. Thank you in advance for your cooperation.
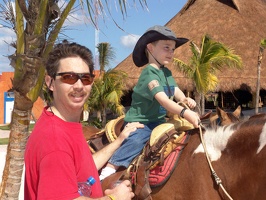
[118,122,144,141]
[104,180,134,200]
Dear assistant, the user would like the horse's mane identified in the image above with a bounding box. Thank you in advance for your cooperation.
[195,113,266,161]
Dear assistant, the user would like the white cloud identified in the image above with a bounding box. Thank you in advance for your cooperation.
[0,25,15,35]
[57,0,91,27]
[0,35,15,46]
[0,55,15,73]
[0,26,16,73]
[120,34,140,48]
[64,13,89,27]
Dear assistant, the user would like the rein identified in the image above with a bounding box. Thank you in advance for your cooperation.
[198,124,233,200]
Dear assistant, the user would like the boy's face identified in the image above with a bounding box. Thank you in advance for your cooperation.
[148,40,176,65]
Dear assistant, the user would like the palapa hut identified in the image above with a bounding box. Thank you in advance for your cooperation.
[115,0,266,109]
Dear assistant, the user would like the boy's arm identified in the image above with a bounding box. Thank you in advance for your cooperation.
[174,87,187,102]
[155,91,199,128]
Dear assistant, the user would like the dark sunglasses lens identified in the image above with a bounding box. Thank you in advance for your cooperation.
[60,74,79,84]
[60,73,94,85]
[81,75,94,85]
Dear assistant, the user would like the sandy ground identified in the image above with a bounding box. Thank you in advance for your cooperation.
[0,107,265,199]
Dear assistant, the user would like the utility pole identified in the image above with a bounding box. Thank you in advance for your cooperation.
[94,0,99,71]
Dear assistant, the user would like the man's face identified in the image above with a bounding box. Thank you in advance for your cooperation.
[46,56,93,113]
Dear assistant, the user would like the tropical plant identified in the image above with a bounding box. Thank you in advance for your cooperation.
[173,34,242,114]
[0,0,148,198]
[93,42,117,123]
[97,42,116,74]
[255,39,266,114]
[87,69,128,127]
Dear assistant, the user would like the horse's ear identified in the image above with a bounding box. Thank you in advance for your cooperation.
[216,107,220,115]
[233,105,241,118]
[217,107,227,120]
[216,107,221,115]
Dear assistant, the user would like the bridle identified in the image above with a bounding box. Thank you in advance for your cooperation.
[179,103,234,199]
[198,123,234,200]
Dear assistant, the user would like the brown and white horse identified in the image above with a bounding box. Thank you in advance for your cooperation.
[85,109,266,199]
[149,113,266,200]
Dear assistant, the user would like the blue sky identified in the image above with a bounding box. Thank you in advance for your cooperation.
[0,0,187,73]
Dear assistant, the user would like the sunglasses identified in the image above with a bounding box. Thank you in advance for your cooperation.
[55,72,95,85]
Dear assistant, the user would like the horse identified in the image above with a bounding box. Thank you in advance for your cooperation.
[146,113,266,200]
[85,108,266,199]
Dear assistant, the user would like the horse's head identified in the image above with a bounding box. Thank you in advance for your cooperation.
[208,106,241,128]
[217,105,241,126]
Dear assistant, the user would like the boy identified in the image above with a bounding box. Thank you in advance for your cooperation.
[100,25,200,180]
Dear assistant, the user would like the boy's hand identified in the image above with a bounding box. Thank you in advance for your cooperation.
[183,109,200,128]
[184,97,196,109]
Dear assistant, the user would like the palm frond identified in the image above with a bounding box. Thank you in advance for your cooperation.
[173,58,194,78]
[260,39,266,48]
[174,34,242,95]
[97,42,116,71]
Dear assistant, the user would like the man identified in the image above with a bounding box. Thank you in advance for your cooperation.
[24,40,143,200]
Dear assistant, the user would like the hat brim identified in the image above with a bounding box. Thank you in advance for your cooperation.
[132,31,189,67]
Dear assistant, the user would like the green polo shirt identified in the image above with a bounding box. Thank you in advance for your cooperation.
[125,65,177,124]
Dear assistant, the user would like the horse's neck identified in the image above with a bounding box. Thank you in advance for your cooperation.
[151,131,209,199]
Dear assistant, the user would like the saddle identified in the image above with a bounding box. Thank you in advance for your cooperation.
[85,115,124,153]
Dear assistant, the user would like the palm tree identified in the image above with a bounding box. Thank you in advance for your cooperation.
[87,69,128,127]
[0,1,148,198]
[94,42,116,122]
[173,34,242,114]
[255,39,266,114]
[97,42,116,74]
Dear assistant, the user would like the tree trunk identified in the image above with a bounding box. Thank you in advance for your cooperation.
[221,92,224,108]
[97,111,102,122]
[194,90,201,114]
[0,91,32,199]
[200,93,205,115]
[255,46,263,114]
[102,106,107,127]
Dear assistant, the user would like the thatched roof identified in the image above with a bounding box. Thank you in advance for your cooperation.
[115,0,266,92]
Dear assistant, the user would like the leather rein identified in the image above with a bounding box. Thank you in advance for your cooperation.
[198,123,234,200]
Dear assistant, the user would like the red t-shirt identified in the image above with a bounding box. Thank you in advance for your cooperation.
[24,107,103,199]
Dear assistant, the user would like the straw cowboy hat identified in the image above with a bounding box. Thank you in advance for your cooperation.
[132,25,189,67]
